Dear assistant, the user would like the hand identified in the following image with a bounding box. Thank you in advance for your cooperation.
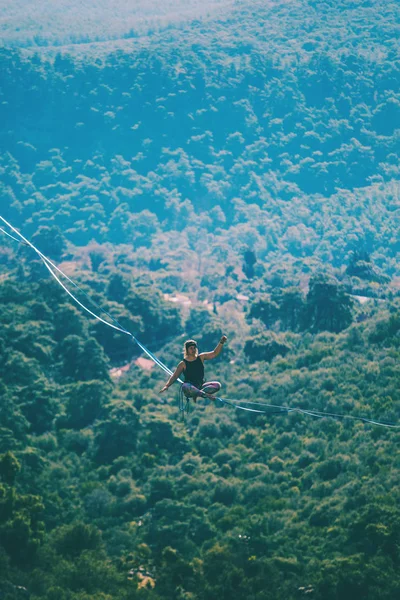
[220,335,227,345]
[160,385,169,393]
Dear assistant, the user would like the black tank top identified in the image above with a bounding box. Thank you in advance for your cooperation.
[183,357,204,388]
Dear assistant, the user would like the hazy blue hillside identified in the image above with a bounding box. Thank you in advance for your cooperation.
[0,1,400,599]
[0,0,234,47]
[1,0,399,292]
[2,0,399,59]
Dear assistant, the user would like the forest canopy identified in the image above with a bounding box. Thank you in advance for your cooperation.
[0,1,399,599]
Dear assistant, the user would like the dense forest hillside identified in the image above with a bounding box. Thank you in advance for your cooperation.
[0,0,233,48]
[1,1,400,599]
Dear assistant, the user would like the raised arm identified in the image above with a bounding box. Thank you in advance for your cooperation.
[199,335,227,361]
[160,361,185,393]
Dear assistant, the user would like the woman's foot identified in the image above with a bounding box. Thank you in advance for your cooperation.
[201,392,216,400]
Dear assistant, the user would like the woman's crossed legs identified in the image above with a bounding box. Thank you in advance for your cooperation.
[182,381,221,401]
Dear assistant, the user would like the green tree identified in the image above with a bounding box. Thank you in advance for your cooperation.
[64,381,111,429]
[54,304,84,341]
[125,287,181,344]
[0,453,20,486]
[244,332,291,363]
[58,335,85,380]
[274,287,304,331]
[0,382,29,441]
[94,403,140,463]
[18,378,58,434]
[242,247,256,279]
[79,338,110,382]
[247,295,279,329]
[0,485,44,565]
[107,273,131,303]
[3,352,43,386]
[31,225,67,262]
[185,305,212,337]
[53,522,103,558]
[58,336,110,382]
[303,275,353,333]
[89,250,106,273]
